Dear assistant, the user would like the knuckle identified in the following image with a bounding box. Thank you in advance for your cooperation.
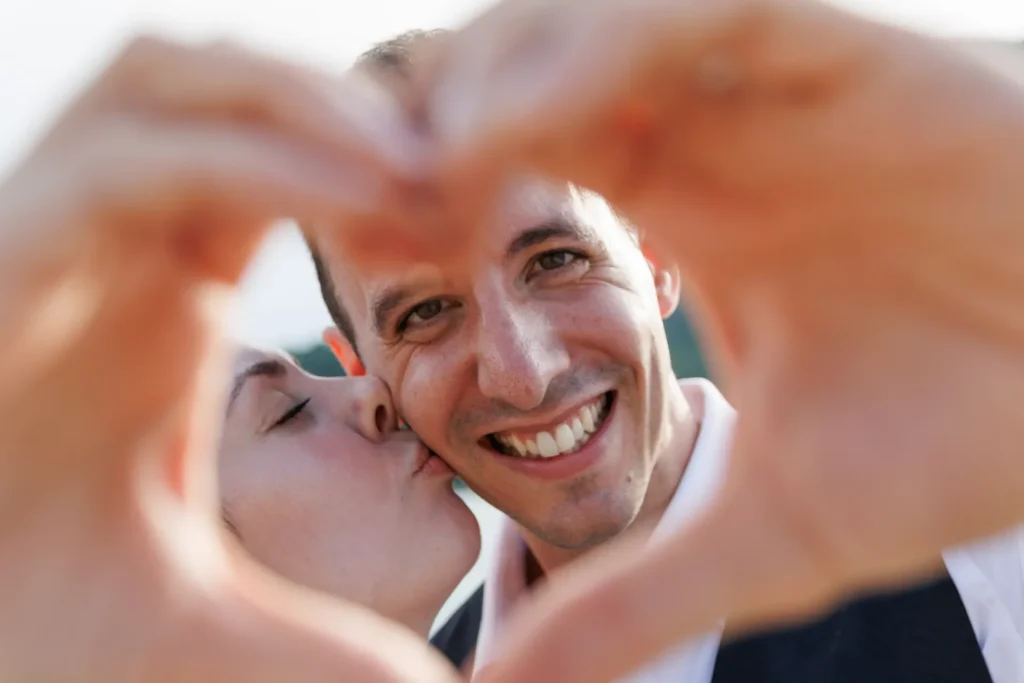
[106,34,185,94]
[72,118,164,212]
[203,38,320,103]
[199,37,247,60]
[117,34,179,71]
[711,0,775,50]
[583,578,641,628]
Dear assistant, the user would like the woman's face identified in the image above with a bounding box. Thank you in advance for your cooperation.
[218,347,479,626]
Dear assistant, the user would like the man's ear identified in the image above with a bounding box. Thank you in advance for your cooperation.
[323,327,365,377]
[642,247,681,319]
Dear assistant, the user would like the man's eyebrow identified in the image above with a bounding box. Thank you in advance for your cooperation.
[368,219,595,336]
[226,359,286,416]
[371,286,415,337]
[506,218,596,260]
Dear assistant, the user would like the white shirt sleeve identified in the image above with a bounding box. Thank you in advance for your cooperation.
[944,524,1024,683]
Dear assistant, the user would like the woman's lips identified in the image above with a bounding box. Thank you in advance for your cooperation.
[414,446,454,477]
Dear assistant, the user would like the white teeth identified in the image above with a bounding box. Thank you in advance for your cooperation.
[571,417,585,440]
[493,394,611,459]
[554,424,576,453]
[536,432,559,458]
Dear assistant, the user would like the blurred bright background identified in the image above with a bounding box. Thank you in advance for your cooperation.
[2,0,1021,627]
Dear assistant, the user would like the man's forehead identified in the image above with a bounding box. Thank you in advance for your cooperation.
[493,176,578,226]
[314,177,629,336]
[320,178,579,276]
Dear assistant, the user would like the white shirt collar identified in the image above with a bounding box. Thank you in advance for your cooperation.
[650,378,735,543]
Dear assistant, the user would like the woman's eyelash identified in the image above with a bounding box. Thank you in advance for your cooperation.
[270,398,310,429]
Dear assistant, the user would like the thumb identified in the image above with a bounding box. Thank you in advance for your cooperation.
[482,471,842,683]
[189,562,462,682]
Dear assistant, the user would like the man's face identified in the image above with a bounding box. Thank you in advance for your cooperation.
[319,180,681,549]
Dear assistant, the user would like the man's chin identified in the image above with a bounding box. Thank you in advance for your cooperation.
[526,514,637,551]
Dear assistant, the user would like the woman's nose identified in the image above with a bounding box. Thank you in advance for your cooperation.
[343,376,396,443]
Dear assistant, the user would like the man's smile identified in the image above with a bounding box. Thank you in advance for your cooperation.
[481,391,616,459]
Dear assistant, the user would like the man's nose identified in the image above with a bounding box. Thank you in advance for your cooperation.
[339,376,396,443]
[475,304,570,411]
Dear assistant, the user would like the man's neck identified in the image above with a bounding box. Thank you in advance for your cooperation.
[524,378,702,576]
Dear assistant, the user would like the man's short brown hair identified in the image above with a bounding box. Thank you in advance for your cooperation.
[304,29,445,356]
[355,28,448,77]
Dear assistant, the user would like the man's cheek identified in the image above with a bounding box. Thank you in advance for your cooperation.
[399,364,445,426]
[402,395,448,450]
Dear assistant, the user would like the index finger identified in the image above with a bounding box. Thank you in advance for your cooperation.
[481,482,841,683]
[72,36,432,180]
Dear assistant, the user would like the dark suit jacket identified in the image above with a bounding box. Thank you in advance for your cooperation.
[430,584,484,670]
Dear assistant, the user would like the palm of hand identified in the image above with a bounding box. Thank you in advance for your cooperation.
[0,38,457,682]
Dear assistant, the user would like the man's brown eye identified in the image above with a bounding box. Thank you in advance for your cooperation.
[411,300,443,321]
[535,250,584,272]
[397,298,451,333]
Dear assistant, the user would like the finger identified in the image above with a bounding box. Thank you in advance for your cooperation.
[425,0,725,161]
[154,560,462,683]
[424,0,746,215]
[482,476,843,683]
[428,0,880,173]
[0,115,404,418]
[88,36,431,178]
[70,114,403,229]
[426,0,587,162]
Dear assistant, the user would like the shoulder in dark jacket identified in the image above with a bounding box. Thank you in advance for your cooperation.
[431,584,484,669]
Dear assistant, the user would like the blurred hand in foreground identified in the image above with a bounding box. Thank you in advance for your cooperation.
[421,1,1024,680]
[0,36,458,682]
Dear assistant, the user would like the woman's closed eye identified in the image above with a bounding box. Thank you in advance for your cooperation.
[269,398,311,430]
